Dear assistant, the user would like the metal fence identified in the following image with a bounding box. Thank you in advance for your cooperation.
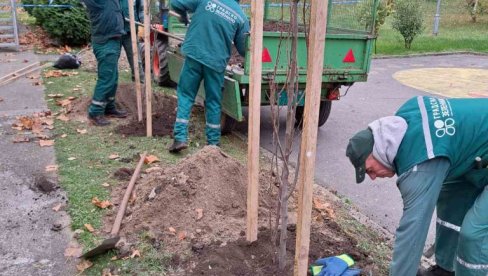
[239,0,378,35]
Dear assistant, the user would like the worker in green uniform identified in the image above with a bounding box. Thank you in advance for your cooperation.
[168,0,249,153]
[346,96,488,276]
[83,0,127,126]
[120,0,144,82]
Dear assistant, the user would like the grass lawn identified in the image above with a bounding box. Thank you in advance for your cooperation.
[44,68,391,274]
[375,0,488,55]
[44,69,247,274]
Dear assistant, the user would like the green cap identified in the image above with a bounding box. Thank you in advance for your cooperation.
[346,129,374,183]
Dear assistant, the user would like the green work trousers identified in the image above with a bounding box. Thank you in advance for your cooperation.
[88,38,121,116]
[173,57,225,145]
[121,33,135,78]
[390,158,450,276]
[390,158,488,275]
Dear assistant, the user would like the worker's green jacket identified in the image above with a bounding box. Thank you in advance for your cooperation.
[395,96,488,180]
[170,0,250,72]
[120,0,144,32]
[83,0,125,44]
[389,96,488,275]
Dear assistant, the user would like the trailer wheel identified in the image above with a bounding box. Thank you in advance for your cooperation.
[221,113,237,135]
[153,34,177,88]
[295,100,332,127]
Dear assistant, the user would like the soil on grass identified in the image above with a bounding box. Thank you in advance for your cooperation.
[106,146,380,275]
[68,83,179,136]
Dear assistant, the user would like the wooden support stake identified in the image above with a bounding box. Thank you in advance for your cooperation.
[293,0,329,275]
[0,61,40,83]
[143,0,152,137]
[0,62,51,87]
[246,0,264,242]
[127,0,143,122]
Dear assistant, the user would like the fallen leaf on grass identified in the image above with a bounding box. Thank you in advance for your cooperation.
[45,164,58,172]
[76,259,93,272]
[57,114,69,122]
[195,208,204,220]
[145,166,162,173]
[64,246,82,258]
[110,256,118,261]
[76,129,87,134]
[56,99,72,107]
[101,182,110,187]
[84,223,95,232]
[12,136,30,143]
[41,118,54,126]
[108,154,120,160]
[73,88,80,92]
[39,139,54,147]
[312,198,336,219]
[144,155,160,164]
[168,227,176,234]
[68,157,76,161]
[44,70,78,78]
[178,231,187,241]
[92,197,112,209]
[11,126,23,131]
[61,134,67,138]
[130,249,141,258]
[68,96,77,100]
[52,203,62,212]
[47,93,63,98]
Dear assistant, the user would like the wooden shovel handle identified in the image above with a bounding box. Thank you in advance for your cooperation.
[111,152,147,235]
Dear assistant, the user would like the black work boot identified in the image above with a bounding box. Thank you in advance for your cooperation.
[88,114,111,126]
[105,108,128,118]
[417,265,455,276]
[168,140,188,153]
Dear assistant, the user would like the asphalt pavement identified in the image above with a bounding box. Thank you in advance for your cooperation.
[237,53,488,247]
[0,51,74,275]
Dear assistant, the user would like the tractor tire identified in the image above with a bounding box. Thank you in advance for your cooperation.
[153,34,177,88]
[295,100,332,127]
[221,113,237,135]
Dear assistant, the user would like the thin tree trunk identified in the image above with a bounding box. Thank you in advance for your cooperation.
[278,0,299,271]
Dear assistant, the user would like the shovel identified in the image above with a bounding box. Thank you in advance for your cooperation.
[82,152,147,259]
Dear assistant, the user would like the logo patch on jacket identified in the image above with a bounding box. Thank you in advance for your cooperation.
[205,0,244,24]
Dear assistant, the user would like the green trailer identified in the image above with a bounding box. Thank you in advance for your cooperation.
[152,0,379,133]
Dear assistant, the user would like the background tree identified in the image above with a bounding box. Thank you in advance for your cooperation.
[392,0,425,49]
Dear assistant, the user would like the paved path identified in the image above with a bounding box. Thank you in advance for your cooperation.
[0,51,74,275]
[238,53,488,247]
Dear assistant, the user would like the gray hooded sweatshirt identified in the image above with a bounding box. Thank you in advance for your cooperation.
[368,116,408,171]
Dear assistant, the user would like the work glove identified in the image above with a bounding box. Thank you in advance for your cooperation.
[314,254,355,276]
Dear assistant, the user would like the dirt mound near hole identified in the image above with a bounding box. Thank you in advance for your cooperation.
[110,146,272,253]
[107,147,380,275]
[68,83,178,136]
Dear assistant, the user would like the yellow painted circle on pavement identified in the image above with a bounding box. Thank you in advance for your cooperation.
[393,68,488,98]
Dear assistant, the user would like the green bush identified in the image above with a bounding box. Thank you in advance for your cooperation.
[392,0,425,49]
[27,0,91,46]
[21,0,35,16]
[466,0,488,22]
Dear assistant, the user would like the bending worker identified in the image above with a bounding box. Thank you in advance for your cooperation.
[168,0,249,153]
[83,0,128,126]
[346,96,488,275]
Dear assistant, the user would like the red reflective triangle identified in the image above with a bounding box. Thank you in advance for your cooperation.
[262,47,272,63]
[343,49,356,63]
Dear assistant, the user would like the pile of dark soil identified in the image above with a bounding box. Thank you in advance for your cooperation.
[107,147,379,275]
[69,83,179,137]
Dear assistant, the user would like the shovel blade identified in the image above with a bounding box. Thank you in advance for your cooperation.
[82,236,120,259]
